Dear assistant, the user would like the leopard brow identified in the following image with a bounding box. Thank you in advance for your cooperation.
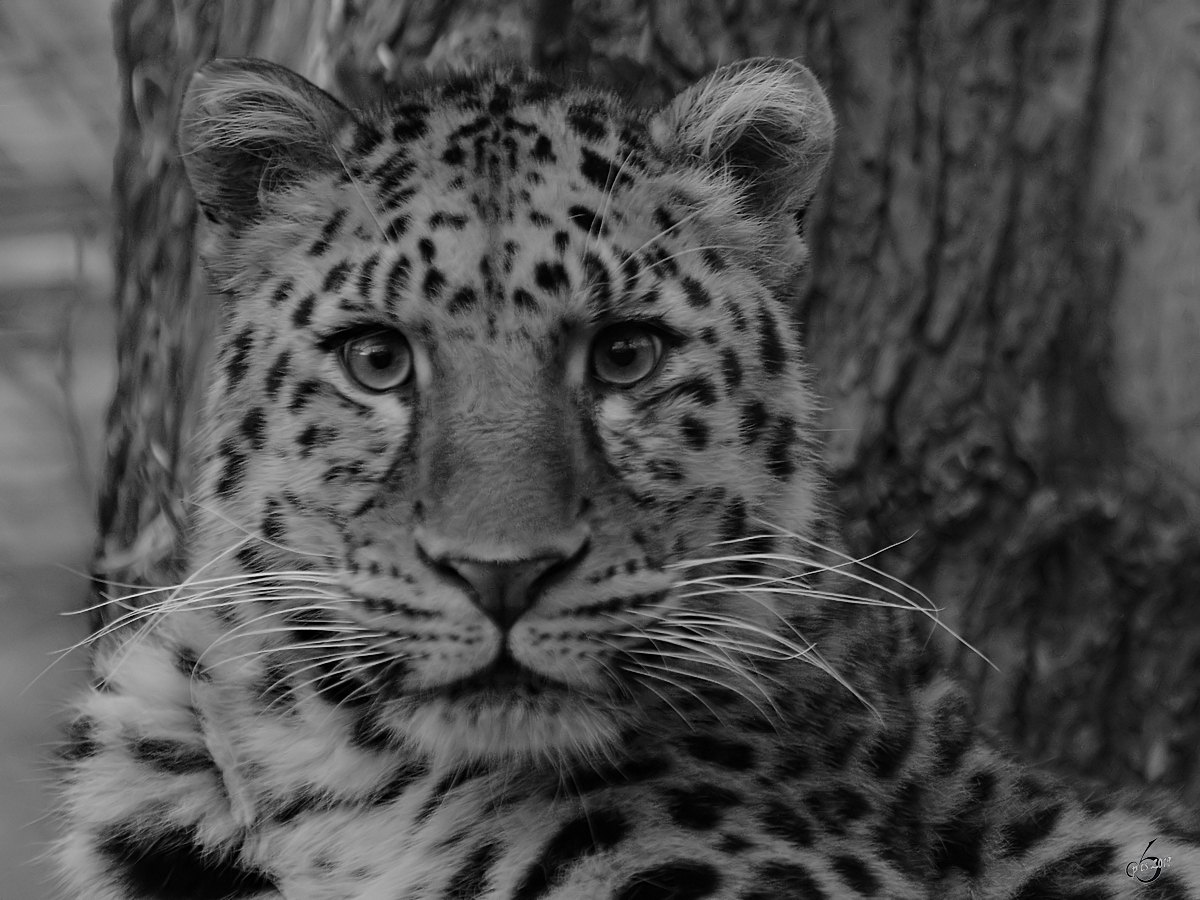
[313,322,407,352]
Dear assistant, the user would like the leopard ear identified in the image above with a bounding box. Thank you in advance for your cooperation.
[179,58,353,228]
[652,58,835,222]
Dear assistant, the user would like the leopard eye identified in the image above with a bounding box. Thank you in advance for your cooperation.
[590,324,663,386]
[339,330,412,392]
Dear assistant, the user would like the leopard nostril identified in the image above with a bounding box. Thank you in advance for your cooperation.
[415,528,590,630]
[438,555,566,630]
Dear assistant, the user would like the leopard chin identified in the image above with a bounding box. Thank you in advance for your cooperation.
[395,683,629,768]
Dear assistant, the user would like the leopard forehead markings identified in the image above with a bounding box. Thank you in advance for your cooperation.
[268,101,745,354]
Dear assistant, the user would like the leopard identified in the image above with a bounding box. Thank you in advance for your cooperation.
[55,55,1199,899]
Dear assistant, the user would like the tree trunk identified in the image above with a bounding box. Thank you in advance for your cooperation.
[803,2,1200,804]
[103,0,1200,805]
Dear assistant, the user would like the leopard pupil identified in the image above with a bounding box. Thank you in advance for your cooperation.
[608,340,638,368]
[368,347,393,370]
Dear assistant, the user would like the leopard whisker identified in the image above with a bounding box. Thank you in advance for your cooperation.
[618,610,805,666]
[614,623,783,720]
[672,531,995,673]
[48,584,298,679]
[225,643,380,701]
[625,203,711,262]
[79,568,345,608]
[590,148,640,256]
[69,585,352,661]
[620,595,816,657]
[269,647,392,704]
[55,563,169,595]
[626,673,700,732]
[629,631,779,692]
[294,655,397,722]
[200,630,373,670]
[664,598,822,666]
[186,641,382,720]
[622,651,780,726]
[753,525,997,671]
[82,550,334,638]
[78,538,258,624]
[67,577,319,624]
[635,614,815,664]
[735,525,935,610]
[331,143,388,239]
[247,640,386,687]
[675,580,924,611]
[53,592,352,703]
[648,242,745,268]
[82,595,359,684]
[604,652,719,727]
[620,595,878,720]
[186,499,342,562]
[196,609,373,664]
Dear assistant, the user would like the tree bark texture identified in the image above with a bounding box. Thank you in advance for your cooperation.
[801,2,1200,804]
[102,0,1200,804]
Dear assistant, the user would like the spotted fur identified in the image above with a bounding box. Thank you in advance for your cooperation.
[57,57,1198,899]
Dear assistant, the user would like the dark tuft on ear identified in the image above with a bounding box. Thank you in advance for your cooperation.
[652,58,835,221]
[178,58,354,228]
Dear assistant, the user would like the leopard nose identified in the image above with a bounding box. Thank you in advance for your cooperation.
[439,555,570,630]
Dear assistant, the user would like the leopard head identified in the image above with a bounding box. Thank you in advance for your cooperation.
[178,56,835,767]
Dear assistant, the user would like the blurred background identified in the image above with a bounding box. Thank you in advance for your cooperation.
[0,0,116,896]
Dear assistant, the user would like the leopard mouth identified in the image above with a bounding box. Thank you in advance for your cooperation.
[434,653,563,703]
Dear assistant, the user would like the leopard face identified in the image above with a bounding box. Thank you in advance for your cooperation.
[179,57,835,767]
